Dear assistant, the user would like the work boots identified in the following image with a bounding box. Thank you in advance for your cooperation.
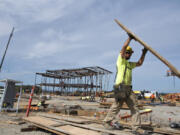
[103,121,123,130]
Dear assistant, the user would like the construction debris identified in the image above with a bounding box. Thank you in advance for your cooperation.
[23,114,132,135]
[23,113,180,135]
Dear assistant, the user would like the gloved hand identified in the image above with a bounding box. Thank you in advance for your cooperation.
[127,33,136,41]
[142,47,148,55]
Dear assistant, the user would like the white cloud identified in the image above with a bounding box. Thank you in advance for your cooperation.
[27,42,59,59]
[26,33,84,59]
[101,50,118,59]
[23,26,85,59]
[0,0,97,25]
[41,28,57,39]
[0,0,74,24]
[41,28,84,41]
[0,0,96,38]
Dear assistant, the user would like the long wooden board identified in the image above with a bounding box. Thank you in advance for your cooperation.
[24,116,101,135]
[153,127,180,135]
[40,114,180,135]
[115,19,180,78]
[39,113,92,124]
[41,116,132,135]
[24,115,180,135]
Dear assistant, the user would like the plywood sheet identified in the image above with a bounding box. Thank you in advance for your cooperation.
[24,116,101,135]
[24,116,59,126]
[24,116,132,135]
[39,113,92,124]
[58,125,101,135]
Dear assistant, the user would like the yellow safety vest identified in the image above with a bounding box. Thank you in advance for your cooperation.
[115,54,136,85]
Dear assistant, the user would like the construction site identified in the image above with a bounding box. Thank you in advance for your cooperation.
[0,1,180,135]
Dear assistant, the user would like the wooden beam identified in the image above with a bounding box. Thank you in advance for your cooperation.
[39,113,92,124]
[23,116,78,135]
[40,115,132,135]
[30,123,69,135]
[114,19,180,78]
[153,127,180,135]
[7,120,25,125]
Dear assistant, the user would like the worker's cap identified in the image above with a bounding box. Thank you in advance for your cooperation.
[126,46,134,53]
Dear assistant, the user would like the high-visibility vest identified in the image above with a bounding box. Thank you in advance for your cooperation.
[151,94,155,99]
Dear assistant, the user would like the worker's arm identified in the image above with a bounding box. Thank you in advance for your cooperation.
[136,48,148,67]
[121,36,133,58]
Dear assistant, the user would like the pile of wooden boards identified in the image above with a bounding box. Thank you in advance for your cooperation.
[23,113,180,135]
[23,113,132,135]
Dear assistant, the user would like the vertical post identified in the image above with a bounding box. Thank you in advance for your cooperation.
[53,78,55,94]
[84,76,86,96]
[26,86,35,117]
[44,77,47,93]
[16,83,23,114]
[96,75,98,96]
[26,74,37,117]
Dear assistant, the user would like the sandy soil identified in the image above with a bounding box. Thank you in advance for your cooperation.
[0,95,180,135]
[0,112,52,135]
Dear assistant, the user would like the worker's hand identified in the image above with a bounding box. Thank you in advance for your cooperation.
[127,33,136,41]
[142,47,148,55]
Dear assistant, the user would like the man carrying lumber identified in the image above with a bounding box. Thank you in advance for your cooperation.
[103,34,148,132]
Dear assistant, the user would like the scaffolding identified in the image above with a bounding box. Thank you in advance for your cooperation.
[36,66,112,96]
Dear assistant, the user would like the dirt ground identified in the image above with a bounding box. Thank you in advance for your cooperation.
[0,95,180,135]
[0,112,53,135]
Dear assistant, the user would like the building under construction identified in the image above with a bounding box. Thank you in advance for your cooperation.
[36,66,112,96]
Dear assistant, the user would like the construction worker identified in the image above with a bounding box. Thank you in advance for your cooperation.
[37,99,46,107]
[103,35,148,132]
[159,95,164,103]
[150,93,155,103]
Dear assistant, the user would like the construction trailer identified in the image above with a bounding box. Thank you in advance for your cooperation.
[0,79,23,112]
[36,66,112,96]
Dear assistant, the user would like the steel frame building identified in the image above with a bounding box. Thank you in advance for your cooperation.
[36,66,112,95]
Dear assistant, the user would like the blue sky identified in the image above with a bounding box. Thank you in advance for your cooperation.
[0,0,179,93]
